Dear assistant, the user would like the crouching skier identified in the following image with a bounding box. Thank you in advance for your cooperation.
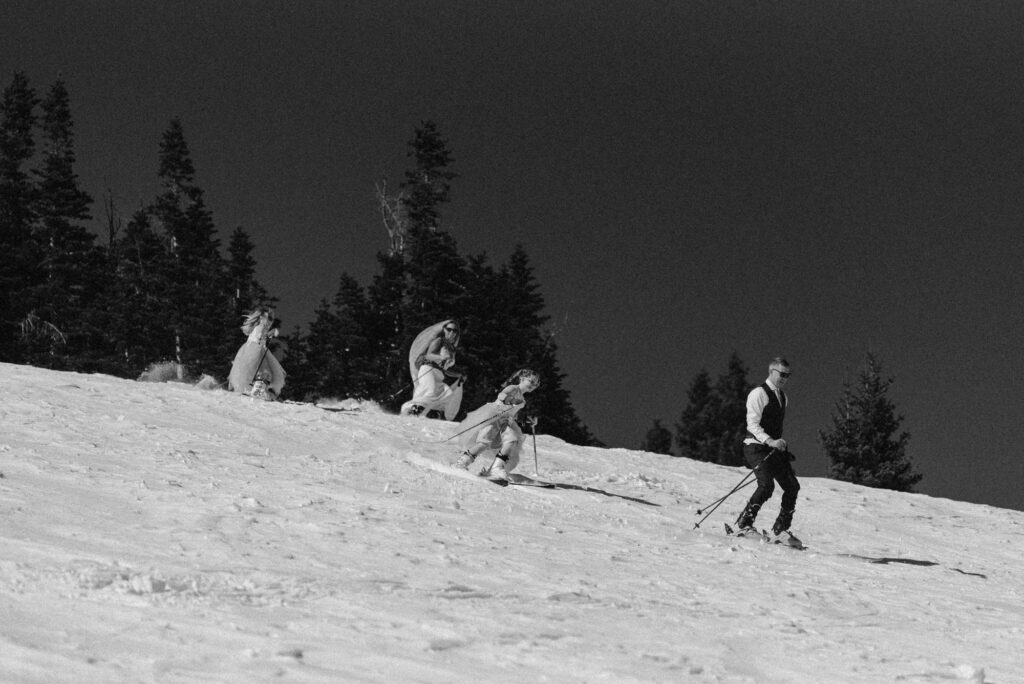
[453,369,540,483]
[400,320,464,419]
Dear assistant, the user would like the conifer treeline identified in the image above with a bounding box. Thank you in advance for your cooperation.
[1,71,270,378]
[654,352,922,492]
[0,72,598,446]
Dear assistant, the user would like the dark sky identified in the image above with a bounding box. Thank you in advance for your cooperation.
[5,1,1024,510]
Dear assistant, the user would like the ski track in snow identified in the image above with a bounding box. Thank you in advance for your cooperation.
[0,362,1018,683]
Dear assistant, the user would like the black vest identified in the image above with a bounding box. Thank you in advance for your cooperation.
[752,382,785,440]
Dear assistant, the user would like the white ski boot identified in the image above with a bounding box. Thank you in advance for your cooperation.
[454,451,475,470]
[486,456,509,482]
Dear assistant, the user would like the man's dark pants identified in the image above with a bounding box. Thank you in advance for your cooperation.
[741,443,800,525]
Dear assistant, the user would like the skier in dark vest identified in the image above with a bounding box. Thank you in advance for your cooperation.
[735,357,800,537]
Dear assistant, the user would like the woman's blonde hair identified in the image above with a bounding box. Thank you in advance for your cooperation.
[506,368,540,388]
[241,308,269,336]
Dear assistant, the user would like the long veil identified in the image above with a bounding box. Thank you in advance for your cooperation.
[407,319,456,380]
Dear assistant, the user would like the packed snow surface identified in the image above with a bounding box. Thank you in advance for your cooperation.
[0,363,1020,683]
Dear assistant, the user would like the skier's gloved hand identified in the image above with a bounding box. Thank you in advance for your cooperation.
[523,415,538,428]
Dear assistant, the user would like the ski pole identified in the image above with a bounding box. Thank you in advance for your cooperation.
[383,379,414,402]
[530,420,539,476]
[440,405,515,443]
[249,345,270,387]
[692,449,776,530]
[692,477,755,529]
[696,471,756,515]
[696,451,775,514]
[384,365,437,402]
[249,318,277,388]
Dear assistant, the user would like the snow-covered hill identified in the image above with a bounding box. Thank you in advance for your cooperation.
[0,363,1019,683]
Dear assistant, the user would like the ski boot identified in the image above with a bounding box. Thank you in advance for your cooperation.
[771,508,794,537]
[486,455,509,482]
[734,502,761,536]
[771,509,802,548]
[250,377,270,401]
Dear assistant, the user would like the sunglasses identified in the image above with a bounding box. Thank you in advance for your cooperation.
[776,371,791,378]
[444,326,459,334]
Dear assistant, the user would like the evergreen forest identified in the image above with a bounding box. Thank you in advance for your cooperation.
[0,73,598,447]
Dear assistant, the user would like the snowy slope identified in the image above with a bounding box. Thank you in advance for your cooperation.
[0,362,1019,683]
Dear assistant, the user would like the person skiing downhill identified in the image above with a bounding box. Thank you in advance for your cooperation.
[227,308,286,400]
[735,357,800,538]
[453,369,540,482]
[400,320,465,419]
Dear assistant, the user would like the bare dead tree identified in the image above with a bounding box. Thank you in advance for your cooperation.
[103,188,123,246]
[375,177,408,256]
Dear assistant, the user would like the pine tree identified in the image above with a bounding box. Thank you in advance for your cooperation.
[400,121,467,333]
[504,246,549,348]
[223,225,274,374]
[456,253,506,404]
[226,226,272,322]
[297,298,341,399]
[278,325,312,400]
[150,118,229,377]
[676,369,719,461]
[641,419,674,455]
[404,225,467,329]
[459,247,534,412]
[675,353,750,465]
[359,122,464,408]
[402,120,457,234]
[34,79,92,248]
[365,252,407,409]
[512,338,599,446]
[105,209,177,375]
[472,247,598,445]
[24,78,103,369]
[820,353,921,492]
[329,274,376,397]
[73,244,122,375]
[712,353,751,466]
[0,72,40,362]
[296,275,376,401]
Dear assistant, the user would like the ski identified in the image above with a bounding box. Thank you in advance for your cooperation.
[507,473,556,488]
[724,523,805,550]
[406,452,508,487]
[281,400,361,413]
[724,522,768,541]
[771,529,805,550]
[315,405,362,413]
